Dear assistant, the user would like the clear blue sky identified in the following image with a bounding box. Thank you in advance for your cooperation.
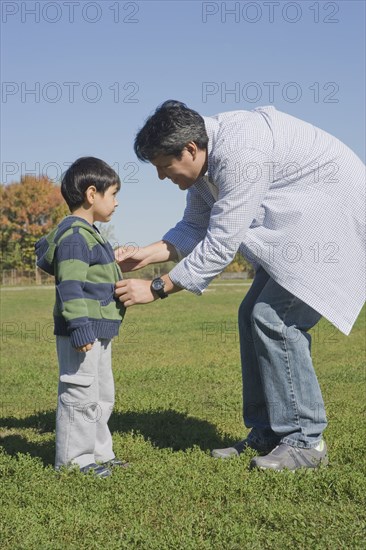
[1,0,365,247]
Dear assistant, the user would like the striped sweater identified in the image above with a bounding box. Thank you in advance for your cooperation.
[35,216,125,348]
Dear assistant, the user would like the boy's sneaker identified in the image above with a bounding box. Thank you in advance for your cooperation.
[102,458,129,469]
[211,438,278,459]
[80,463,112,478]
[250,441,328,471]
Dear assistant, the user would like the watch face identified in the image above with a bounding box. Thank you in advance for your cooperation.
[152,279,164,291]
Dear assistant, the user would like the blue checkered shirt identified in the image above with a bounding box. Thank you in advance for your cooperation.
[163,106,365,335]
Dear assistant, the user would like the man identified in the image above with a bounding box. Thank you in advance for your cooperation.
[115,100,365,471]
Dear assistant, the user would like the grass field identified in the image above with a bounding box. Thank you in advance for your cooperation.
[0,283,365,549]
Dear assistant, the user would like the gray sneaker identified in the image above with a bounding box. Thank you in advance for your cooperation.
[250,441,328,471]
[211,438,277,459]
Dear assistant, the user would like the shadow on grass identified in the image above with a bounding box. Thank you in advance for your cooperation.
[0,410,56,465]
[0,408,237,466]
[0,434,55,466]
[109,409,237,452]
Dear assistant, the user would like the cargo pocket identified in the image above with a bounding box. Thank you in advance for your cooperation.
[59,373,94,406]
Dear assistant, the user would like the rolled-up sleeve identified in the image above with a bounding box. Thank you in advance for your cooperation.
[162,184,212,261]
[168,149,270,294]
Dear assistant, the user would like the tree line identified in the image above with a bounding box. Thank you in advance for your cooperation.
[0,176,254,277]
[0,176,68,274]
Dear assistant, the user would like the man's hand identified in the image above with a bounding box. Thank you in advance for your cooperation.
[76,342,94,353]
[114,245,147,272]
[115,279,157,307]
[114,241,179,272]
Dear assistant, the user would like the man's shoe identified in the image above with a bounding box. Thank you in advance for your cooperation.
[79,463,112,478]
[250,441,329,471]
[211,438,277,459]
[102,458,129,469]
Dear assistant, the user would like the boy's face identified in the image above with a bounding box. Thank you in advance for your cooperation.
[93,183,119,222]
[151,143,207,191]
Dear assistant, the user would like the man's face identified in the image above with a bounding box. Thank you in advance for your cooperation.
[151,143,207,191]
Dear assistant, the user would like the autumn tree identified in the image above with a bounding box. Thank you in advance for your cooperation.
[224,252,256,277]
[0,176,68,273]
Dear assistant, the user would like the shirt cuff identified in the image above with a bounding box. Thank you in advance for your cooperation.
[173,246,183,262]
[169,261,208,295]
[162,236,184,262]
[162,228,201,261]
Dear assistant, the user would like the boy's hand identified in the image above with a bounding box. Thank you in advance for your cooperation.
[76,343,94,353]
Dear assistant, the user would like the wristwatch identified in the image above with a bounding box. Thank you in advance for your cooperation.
[151,277,168,299]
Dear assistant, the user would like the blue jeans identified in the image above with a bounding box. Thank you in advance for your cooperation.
[238,268,327,449]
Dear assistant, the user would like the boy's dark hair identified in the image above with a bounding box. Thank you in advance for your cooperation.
[61,157,121,211]
[134,100,209,162]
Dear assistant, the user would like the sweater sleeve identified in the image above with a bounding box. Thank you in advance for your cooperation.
[55,230,96,348]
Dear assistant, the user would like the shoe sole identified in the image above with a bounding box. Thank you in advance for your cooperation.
[250,454,329,471]
[210,446,273,459]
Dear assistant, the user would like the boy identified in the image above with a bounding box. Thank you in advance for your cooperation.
[36,157,127,478]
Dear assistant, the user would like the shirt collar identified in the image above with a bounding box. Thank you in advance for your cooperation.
[203,116,220,179]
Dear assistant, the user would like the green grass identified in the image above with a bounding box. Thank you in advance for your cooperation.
[0,285,365,549]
